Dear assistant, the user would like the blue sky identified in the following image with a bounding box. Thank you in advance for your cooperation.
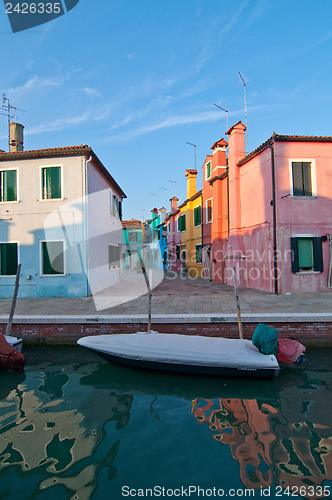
[1,0,332,220]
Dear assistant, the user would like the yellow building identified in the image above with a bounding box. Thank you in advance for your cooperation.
[178,170,203,278]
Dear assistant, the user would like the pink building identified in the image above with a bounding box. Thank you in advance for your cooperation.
[223,121,332,294]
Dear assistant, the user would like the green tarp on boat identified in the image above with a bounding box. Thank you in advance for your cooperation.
[252,323,278,356]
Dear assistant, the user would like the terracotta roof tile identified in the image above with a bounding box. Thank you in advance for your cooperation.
[238,133,332,166]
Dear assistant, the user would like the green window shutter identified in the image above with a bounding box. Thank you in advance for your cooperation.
[6,170,17,201]
[42,167,61,199]
[298,238,313,270]
[51,167,61,199]
[196,245,202,263]
[313,237,323,272]
[42,241,64,274]
[1,171,17,202]
[303,162,312,196]
[194,206,201,226]
[290,237,299,273]
[0,243,18,275]
[292,162,303,196]
[206,161,211,178]
[178,215,185,232]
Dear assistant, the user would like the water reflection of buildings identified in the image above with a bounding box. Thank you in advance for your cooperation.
[0,364,133,499]
[193,370,332,497]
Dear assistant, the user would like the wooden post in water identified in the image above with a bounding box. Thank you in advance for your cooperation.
[5,263,21,336]
[136,249,152,333]
[233,266,243,340]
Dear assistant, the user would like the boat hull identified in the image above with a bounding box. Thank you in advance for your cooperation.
[78,333,279,379]
[4,335,23,352]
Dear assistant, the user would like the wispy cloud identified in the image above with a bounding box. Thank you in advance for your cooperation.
[82,87,103,98]
[108,109,226,142]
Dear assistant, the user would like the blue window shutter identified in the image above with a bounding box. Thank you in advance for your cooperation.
[291,237,299,273]
[313,237,323,272]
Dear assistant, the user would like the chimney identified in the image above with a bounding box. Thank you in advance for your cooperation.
[211,138,228,174]
[185,169,197,199]
[226,121,246,233]
[170,196,179,214]
[10,123,24,152]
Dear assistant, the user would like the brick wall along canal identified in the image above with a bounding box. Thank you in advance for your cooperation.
[0,346,331,500]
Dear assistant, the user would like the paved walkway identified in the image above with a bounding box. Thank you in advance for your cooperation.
[0,271,331,320]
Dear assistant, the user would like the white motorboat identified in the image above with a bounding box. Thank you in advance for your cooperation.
[77,332,280,379]
[4,335,23,353]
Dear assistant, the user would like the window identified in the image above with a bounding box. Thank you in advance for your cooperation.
[178,214,186,232]
[111,194,122,220]
[109,244,121,269]
[0,170,17,202]
[0,243,18,276]
[42,167,61,199]
[41,241,64,275]
[176,244,181,261]
[291,161,313,197]
[128,231,138,243]
[206,161,211,179]
[196,244,202,263]
[206,199,213,222]
[291,236,323,273]
[194,205,202,226]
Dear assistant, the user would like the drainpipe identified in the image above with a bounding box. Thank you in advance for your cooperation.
[85,155,93,296]
[227,169,230,238]
[268,140,278,294]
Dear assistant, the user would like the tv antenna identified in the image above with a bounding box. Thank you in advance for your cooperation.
[214,103,229,131]
[149,193,156,209]
[238,72,249,154]
[159,186,167,207]
[1,94,26,151]
[168,179,177,197]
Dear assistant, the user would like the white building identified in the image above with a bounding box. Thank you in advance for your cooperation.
[0,124,126,298]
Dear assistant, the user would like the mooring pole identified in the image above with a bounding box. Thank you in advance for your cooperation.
[5,263,21,336]
[233,267,243,340]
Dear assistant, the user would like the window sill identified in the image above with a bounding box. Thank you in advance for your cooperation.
[38,198,64,202]
[0,200,19,204]
[39,274,67,277]
[295,271,320,275]
[290,195,317,200]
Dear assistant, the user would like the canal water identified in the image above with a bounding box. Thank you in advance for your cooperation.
[0,346,331,500]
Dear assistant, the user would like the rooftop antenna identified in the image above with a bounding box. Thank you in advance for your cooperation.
[149,193,156,209]
[168,179,177,197]
[185,141,196,170]
[1,94,26,151]
[141,209,147,222]
[214,103,229,131]
[159,186,167,207]
[238,72,249,154]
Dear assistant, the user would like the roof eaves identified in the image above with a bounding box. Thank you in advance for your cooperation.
[0,145,127,198]
[209,171,228,184]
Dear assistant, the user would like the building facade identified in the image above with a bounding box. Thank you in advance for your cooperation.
[223,122,332,293]
[0,139,126,298]
[122,219,143,270]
